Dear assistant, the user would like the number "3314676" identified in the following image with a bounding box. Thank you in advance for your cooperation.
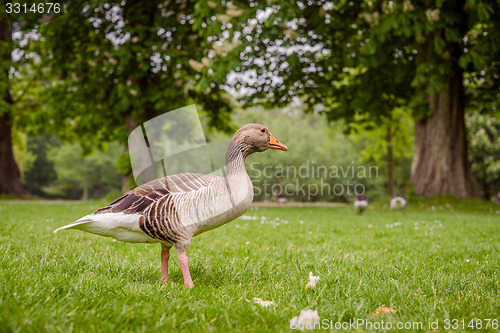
[5,2,61,14]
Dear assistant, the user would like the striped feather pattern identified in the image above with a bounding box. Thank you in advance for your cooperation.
[92,173,215,243]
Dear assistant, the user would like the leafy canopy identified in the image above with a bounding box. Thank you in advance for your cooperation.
[26,0,234,153]
[195,0,500,120]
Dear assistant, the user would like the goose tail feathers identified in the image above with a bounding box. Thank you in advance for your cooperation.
[53,217,93,234]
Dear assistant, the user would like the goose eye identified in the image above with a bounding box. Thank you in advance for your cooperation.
[260,128,266,133]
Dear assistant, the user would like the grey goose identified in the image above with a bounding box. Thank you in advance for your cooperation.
[54,124,288,287]
[354,195,369,215]
[390,195,407,216]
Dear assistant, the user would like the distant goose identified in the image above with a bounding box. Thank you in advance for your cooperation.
[390,195,407,216]
[54,124,287,287]
[354,195,369,215]
[273,180,288,203]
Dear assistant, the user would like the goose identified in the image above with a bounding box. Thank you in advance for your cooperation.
[273,180,288,203]
[353,195,369,215]
[390,195,407,216]
[54,124,287,287]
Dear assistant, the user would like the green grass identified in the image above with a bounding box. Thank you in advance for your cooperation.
[1,199,499,332]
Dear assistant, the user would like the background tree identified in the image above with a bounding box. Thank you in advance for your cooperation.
[1,1,74,196]
[348,107,413,197]
[23,133,59,196]
[466,113,500,200]
[0,10,27,196]
[198,0,500,198]
[46,141,123,200]
[28,0,234,191]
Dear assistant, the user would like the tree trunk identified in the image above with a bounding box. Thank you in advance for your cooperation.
[121,172,130,193]
[82,169,88,201]
[121,114,137,193]
[385,125,394,197]
[410,67,479,198]
[93,184,102,198]
[0,112,27,196]
[0,15,26,197]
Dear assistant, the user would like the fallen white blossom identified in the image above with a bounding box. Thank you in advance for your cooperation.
[305,272,320,290]
[252,298,276,307]
[290,309,320,330]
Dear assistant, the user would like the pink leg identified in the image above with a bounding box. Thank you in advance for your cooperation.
[160,245,171,282]
[177,253,194,288]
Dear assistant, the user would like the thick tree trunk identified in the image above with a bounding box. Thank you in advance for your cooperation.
[0,112,27,196]
[385,125,394,197]
[410,68,479,198]
[0,15,26,197]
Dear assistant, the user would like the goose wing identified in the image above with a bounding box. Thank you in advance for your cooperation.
[96,173,215,215]
[53,173,216,241]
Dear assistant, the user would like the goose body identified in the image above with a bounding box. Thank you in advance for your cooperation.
[54,124,287,287]
[353,195,369,215]
[55,172,253,243]
[390,195,407,215]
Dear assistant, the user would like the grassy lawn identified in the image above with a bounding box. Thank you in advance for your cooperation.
[0,198,499,332]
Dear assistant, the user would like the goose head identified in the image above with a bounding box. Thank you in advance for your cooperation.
[230,123,288,158]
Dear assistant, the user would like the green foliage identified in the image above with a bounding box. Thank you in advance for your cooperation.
[11,131,35,181]
[466,113,500,199]
[115,151,131,177]
[23,133,60,196]
[197,1,500,121]
[45,141,123,199]
[18,133,123,199]
[25,0,233,154]
[0,201,499,331]
[349,107,414,194]
[349,108,413,162]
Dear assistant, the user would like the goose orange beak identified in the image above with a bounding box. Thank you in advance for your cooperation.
[269,134,288,151]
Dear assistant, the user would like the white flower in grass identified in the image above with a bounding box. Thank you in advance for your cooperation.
[305,272,320,290]
[290,309,320,330]
[253,297,276,307]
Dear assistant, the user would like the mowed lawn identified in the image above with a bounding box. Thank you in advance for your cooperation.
[0,198,499,332]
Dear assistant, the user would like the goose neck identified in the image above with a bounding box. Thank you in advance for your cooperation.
[225,143,247,176]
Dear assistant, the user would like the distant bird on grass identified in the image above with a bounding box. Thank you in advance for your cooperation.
[54,124,287,288]
[273,180,288,204]
[354,195,369,215]
[390,195,407,216]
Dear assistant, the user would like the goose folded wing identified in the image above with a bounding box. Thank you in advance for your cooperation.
[95,173,215,215]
